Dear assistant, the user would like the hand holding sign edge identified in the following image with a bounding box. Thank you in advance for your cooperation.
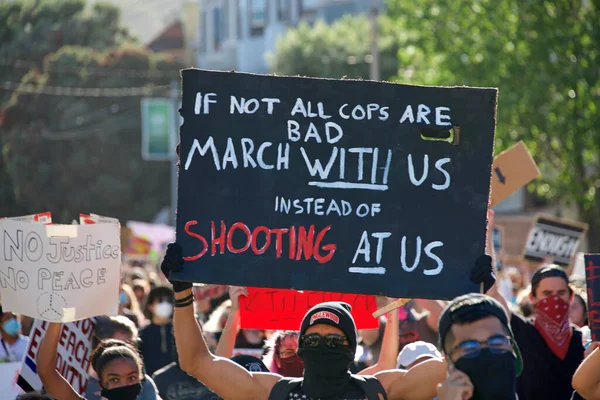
[161,242,193,292]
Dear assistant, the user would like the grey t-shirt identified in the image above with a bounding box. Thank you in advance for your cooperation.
[85,374,162,400]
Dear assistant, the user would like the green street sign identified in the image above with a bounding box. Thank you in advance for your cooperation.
[141,98,176,160]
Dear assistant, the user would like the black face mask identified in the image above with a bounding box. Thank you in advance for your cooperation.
[297,345,353,398]
[100,383,143,400]
[454,349,517,400]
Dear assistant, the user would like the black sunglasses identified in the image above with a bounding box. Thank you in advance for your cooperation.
[300,333,347,349]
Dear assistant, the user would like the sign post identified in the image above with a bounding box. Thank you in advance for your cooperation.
[173,69,498,300]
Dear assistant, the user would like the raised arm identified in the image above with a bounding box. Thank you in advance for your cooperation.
[573,347,600,399]
[215,286,246,358]
[37,323,82,400]
[162,244,280,400]
[359,298,399,375]
[413,299,446,332]
[375,357,447,400]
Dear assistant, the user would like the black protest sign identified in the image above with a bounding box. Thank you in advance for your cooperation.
[173,69,497,300]
[584,254,600,341]
[524,214,588,267]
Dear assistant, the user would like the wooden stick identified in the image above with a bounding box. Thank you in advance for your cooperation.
[372,298,412,318]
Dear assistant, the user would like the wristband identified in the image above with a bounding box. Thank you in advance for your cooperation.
[175,294,194,305]
[175,298,194,308]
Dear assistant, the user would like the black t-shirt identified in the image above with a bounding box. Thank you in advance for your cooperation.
[286,384,368,400]
[152,362,222,400]
[139,322,177,376]
[511,313,584,400]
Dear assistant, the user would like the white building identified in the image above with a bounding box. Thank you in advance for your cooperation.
[189,0,372,73]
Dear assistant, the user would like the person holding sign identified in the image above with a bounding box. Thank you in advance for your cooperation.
[37,322,145,400]
[572,347,600,400]
[162,243,446,400]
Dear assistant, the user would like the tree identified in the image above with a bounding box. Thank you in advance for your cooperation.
[386,0,600,250]
[0,0,132,214]
[268,14,403,80]
[1,45,180,223]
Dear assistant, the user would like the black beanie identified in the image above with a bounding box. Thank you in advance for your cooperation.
[300,302,357,352]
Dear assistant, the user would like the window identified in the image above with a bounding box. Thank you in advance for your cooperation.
[238,0,244,38]
[277,0,290,21]
[213,7,225,51]
[223,0,229,40]
[199,11,207,52]
[300,0,317,16]
[249,0,266,36]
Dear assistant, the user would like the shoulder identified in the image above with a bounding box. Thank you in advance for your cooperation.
[510,312,533,332]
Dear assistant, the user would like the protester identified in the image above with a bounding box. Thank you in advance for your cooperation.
[436,293,523,400]
[140,286,177,375]
[0,307,29,362]
[120,283,146,328]
[132,279,151,309]
[162,242,446,400]
[569,291,589,328]
[396,341,442,369]
[263,330,303,377]
[86,315,161,400]
[476,258,597,400]
[152,335,219,400]
[38,323,146,400]
[572,346,600,399]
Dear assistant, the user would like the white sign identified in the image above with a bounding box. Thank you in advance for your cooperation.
[18,319,96,394]
[80,213,119,225]
[0,362,24,400]
[0,219,121,322]
[4,212,52,225]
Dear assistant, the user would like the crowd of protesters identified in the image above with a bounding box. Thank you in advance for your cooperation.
[1,241,599,400]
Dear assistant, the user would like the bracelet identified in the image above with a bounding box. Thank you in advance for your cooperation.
[175,294,194,305]
[175,298,194,308]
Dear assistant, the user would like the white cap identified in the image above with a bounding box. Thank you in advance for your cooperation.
[396,341,442,369]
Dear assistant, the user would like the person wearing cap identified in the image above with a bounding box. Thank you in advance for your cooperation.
[436,293,524,400]
[396,341,442,370]
[161,243,446,400]
[472,257,599,400]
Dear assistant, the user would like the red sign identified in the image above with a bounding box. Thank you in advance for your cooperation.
[584,254,600,341]
[239,288,378,330]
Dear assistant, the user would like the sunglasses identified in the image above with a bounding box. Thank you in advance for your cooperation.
[300,333,347,349]
[448,335,513,361]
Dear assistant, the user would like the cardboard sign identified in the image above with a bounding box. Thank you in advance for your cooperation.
[0,219,121,322]
[239,288,378,330]
[173,69,497,299]
[523,214,588,267]
[18,319,95,394]
[490,141,540,207]
[584,254,600,341]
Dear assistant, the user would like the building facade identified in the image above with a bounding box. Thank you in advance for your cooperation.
[188,0,371,73]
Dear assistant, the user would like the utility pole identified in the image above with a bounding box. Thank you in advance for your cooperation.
[369,0,380,81]
[169,80,179,226]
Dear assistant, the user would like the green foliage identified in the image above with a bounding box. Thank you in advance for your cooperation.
[268,14,403,80]
[386,0,600,249]
[0,0,134,216]
[1,45,179,223]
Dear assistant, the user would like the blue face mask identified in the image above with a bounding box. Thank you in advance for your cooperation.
[120,291,129,305]
[3,318,21,337]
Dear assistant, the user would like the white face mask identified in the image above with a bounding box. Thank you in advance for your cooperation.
[154,301,173,319]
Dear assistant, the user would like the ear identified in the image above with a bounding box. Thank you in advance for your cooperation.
[529,292,536,303]
[275,356,281,369]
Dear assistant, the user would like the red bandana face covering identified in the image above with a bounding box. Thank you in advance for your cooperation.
[534,295,572,360]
